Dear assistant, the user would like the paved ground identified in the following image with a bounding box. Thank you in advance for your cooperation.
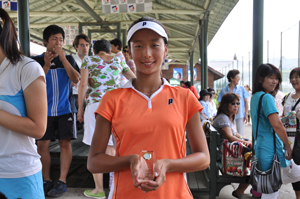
[47,124,296,199]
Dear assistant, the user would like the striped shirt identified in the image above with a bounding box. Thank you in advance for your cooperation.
[32,54,80,116]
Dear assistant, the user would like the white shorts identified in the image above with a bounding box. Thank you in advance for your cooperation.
[82,102,113,146]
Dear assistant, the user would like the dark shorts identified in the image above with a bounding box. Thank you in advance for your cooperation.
[292,181,300,191]
[39,113,77,141]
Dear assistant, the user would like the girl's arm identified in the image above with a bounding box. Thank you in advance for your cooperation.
[269,113,292,160]
[77,69,88,123]
[0,76,47,139]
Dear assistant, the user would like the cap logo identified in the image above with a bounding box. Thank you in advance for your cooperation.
[142,22,147,26]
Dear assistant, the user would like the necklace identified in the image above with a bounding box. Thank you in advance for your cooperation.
[0,62,10,76]
[99,52,106,55]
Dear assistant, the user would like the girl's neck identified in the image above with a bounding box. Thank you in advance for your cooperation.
[132,73,163,96]
[294,90,300,96]
[292,90,300,99]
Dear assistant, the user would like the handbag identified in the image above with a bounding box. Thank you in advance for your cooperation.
[221,140,252,177]
[281,159,300,184]
[249,93,282,193]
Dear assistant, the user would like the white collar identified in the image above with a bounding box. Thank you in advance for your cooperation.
[121,78,171,109]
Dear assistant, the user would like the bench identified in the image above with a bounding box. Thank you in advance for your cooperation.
[187,126,250,199]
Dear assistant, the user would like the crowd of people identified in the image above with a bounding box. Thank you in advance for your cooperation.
[0,7,299,199]
[180,65,300,199]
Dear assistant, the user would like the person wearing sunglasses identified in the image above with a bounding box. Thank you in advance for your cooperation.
[212,93,251,198]
[122,45,136,74]
[217,69,250,136]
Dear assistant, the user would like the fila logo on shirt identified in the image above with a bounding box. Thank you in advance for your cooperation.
[168,99,173,105]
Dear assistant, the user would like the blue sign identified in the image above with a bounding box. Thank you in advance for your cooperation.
[0,0,17,11]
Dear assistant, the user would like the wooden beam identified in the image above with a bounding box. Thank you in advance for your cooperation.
[7,9,204,18]
[169,37,193,41]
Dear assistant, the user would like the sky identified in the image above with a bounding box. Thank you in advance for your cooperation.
[208,0,300,62]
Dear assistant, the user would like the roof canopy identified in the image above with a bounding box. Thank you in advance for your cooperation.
[8,0,238,64]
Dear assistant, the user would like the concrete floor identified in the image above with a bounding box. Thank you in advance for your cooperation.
[47,124,297,199]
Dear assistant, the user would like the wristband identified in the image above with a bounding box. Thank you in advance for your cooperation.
[78,108,84,111]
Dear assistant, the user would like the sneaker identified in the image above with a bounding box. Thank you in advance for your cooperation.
[83,190,106,199]
[43,180,53,196]
[47,180,67,197]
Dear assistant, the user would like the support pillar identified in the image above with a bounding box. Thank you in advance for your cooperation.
[298,21,300,66]
[17,0,30,56]
[190,51,194,85]
[252,0,264,85]
[200,18,208,89]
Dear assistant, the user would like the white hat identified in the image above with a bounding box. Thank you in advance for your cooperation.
[126,21,168,44]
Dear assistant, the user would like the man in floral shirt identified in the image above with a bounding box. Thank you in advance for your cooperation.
[77,39,135,199]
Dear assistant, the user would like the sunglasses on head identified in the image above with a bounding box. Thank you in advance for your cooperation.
[123,50,129,53]
[231,102,240,106]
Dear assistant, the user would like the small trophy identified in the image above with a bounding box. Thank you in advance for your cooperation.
[138,150,156,181]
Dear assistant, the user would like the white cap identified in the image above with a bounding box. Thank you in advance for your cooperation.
[126,21,168,44]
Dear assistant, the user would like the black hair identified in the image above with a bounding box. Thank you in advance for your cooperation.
[252,63,282,96]
[127,16,168,48]
[0,8,23,64]
[227,69,240,82]
[123,45,129,52]
[216,93,240,121]
[180,80,185,84]
[289,67,300,81]
[93,39,111,54]
[110,38,122,50]
[199,89,212,101]
[73,33,90,51]
[185,81,192,88]
[207,87,215,93]
[0,192,7,199]
[43,25,65,46]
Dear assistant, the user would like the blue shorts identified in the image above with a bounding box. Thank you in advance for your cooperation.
[0,170,44,199]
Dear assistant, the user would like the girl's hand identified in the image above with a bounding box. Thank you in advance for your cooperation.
[243,140,252,146]
[138,159,168,193]
[130,154,144,188]
[286,145,292,160]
